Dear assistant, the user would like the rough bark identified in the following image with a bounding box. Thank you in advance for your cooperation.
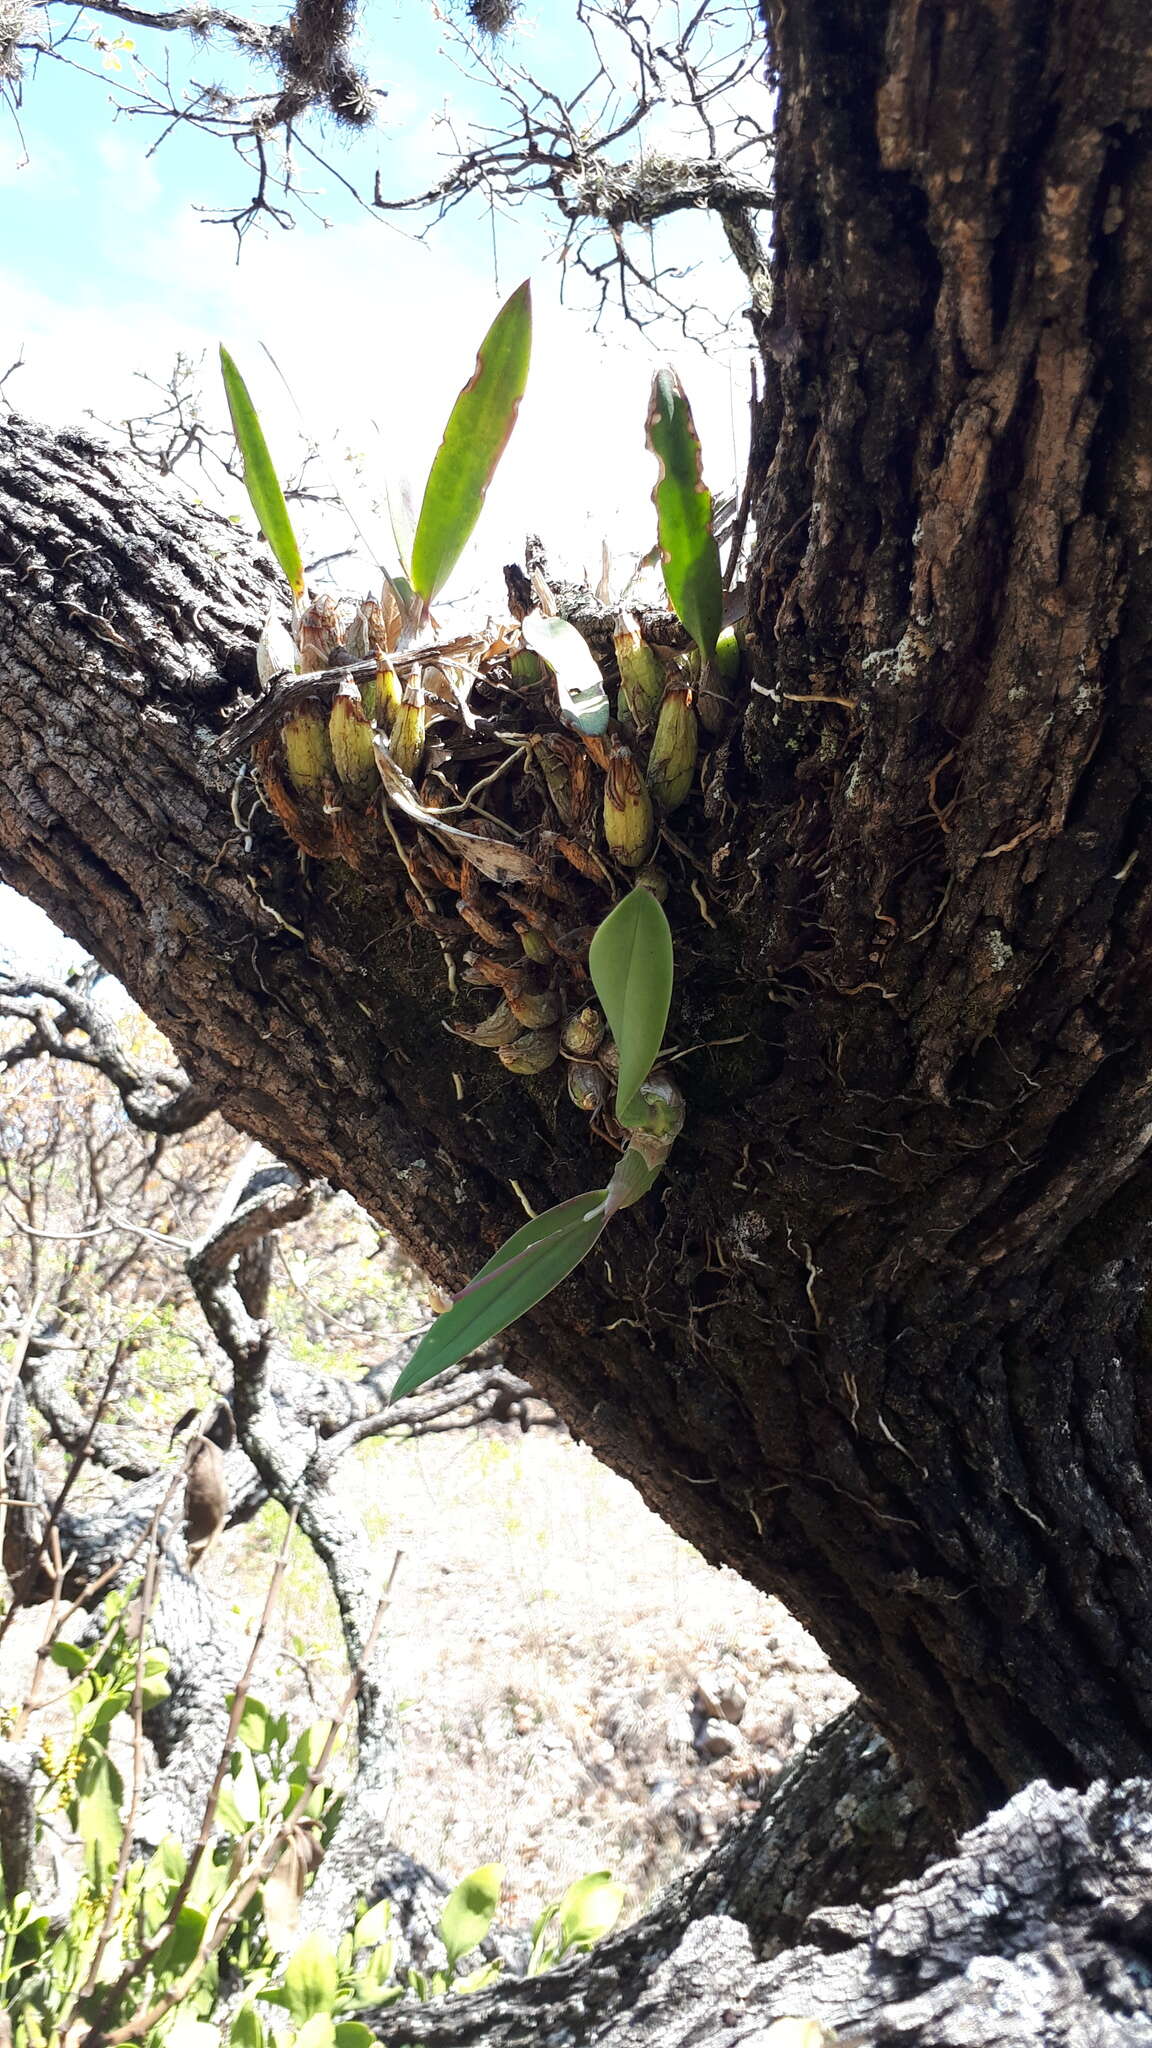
[4,0,1152,1864]
[359,1775,1152,2047]
[350,1704,946,2039]
[0,1741,38,1900]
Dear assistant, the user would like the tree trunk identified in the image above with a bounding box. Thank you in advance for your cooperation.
[3,0,1152,1846]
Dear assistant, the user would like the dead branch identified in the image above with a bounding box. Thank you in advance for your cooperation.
[373,0,772,332]
[0,967,217,1135]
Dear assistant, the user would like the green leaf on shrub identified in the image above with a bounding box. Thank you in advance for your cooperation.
[48,1639,89,1674]
[219,346,306,600]
[410,280,532,604]
[235,1697,270,1753]
[216,1744,262,1836]
[141,1653,170,1707]
[452,1959,504,1995]
[229,2010,266,2048]
[531,1900,559,1945]
[152,1904,208,1984]
[141,1833,188,1932]
[558,1870,625,1949]
[588,888,674,1122]
[646,368,721,664]
[293,1719,330,1770]
[334,2027,377,2048]
[283,1931,340,2021]
[151,1834,188,1884]
[91,1689,130,1729]
[440,1863,503,1969]
[352,1944,396,2004]
[354,1899,392,1948]
[77,1752,123,1888]
[294,2021,337,2048]
[389,1192,609,1401]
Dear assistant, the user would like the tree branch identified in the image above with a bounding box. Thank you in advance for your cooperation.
[372,0,772,330]
[0,969,217,1135]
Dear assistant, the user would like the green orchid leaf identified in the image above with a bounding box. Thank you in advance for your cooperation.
[603,1142,662,1217]
[389,1190,609,1401]
[439,1863,503,1970]
[384,477,418,585]
[646,368,722,664]
[411,280,532,605]
[219,346,306,600]
[588,889,674,1122]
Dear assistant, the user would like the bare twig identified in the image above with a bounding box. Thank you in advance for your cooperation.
[0,1291,43,1592]
[37,1344,126,1558]
[0,970,216,1135]
[12,0,382,230]
[372,0,771,333]
[0,348,25,410]
[9,1460,190,1733]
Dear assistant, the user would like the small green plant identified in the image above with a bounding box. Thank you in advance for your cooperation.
[404,1862,505,2001]
[221,279,532,626]
[390,886,680,1401]
[526,1869,626,1975]
[227,1860,623,2042]
[1,1583,626,2046]
[38,1588,172,1889]
[218,324,737,1402]
[0,1595,346,2048]
[220,348,307,603]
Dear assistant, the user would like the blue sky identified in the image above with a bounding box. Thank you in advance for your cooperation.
[1,0,766,965]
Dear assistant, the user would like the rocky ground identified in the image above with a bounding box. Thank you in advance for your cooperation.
[225,1420,855,1927]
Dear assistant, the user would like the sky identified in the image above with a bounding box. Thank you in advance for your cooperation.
[1,0,767,969]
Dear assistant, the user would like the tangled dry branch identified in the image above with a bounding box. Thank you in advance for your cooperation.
[5,0,770,318]
[374,0,772,332]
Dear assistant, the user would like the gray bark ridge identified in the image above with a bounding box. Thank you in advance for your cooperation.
[367,1777,1152,2047]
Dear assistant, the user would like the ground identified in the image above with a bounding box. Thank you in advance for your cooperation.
[219,1423,853,1925]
